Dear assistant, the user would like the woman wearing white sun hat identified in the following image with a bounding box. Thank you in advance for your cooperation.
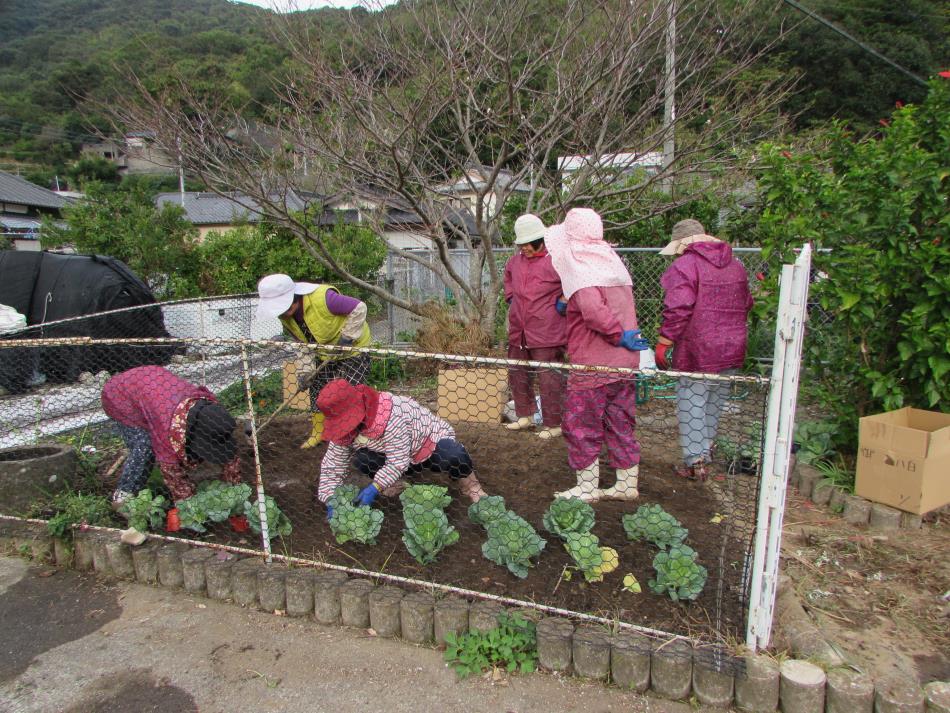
[256,274,372,448]
[502,213,568,440]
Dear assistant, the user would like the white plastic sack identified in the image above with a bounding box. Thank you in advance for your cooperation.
[639,347,657,370]
[0,304,27,335]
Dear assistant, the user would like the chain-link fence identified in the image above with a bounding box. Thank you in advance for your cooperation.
[380,247,781,357]
[0,298,770,646]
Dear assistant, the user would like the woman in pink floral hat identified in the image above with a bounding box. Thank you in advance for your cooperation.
[543,208,648,503]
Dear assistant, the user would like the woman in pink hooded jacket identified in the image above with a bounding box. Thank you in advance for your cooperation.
[544,208,649,502]
[656,219,753,481]
[503,213,568,440]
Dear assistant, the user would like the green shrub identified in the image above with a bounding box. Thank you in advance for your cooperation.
[45,492,116,539]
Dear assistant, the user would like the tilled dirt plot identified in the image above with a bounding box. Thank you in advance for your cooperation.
[780,492,950,685]
[196,411,760,643]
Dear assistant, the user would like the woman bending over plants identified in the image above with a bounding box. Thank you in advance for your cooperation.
[315,379,489,518]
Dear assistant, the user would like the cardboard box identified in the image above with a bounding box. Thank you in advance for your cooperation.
[281,354,315,412]
[855,407,950,515]
[437,367,507,423]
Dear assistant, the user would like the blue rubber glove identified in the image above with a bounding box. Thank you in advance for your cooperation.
[619,329,649,352]
[354,484,379,507]
[326,505,334,521]
[338,336,354,347]
[555,298,568,316]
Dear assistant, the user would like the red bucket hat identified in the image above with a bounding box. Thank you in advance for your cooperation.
[317,379,380,443]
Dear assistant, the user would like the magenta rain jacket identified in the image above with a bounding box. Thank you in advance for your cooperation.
[504,249,567,349]
[101,366,217,465]
[659,241,754,373]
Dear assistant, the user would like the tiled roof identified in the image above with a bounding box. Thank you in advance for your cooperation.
[154,191,309,225]
[0,172,68,210]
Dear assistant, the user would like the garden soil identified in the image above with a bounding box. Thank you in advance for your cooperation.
[188,414,757,643]
[779,490,950,686]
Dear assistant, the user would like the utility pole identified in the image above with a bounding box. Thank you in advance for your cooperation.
[177,136,186,201]
[661,0,676,194]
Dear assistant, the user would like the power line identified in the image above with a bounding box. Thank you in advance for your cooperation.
[782,0,929,87]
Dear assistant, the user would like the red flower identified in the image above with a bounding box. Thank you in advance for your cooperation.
[895,100,903,108]
[879,119,890,127]
[781,150,792,159]
[939,70,950,79]
[755,272,765,282]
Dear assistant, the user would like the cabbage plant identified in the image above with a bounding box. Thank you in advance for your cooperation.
[402,503,459,565]
[400,484,452,510]
[329,501,383,545]
[542,498,595,538]
[622,504,688,550]
[482,511,546,579]
[648,544,707,602]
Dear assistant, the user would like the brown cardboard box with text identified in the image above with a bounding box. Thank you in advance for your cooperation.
[855,407,950,515]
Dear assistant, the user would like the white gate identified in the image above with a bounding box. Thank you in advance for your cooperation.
[746,244,812,650]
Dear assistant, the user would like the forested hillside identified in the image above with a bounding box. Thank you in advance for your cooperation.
[0,0,946,185]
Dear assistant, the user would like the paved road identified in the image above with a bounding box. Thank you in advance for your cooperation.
[0,556,715,713]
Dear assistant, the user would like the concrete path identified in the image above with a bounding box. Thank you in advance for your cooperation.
[0,556,714,713]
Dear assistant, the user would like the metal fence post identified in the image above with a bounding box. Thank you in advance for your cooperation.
[240,343,272,560]
[745,244,811,650]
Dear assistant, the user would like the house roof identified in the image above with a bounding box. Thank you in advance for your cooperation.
[155,191,310,225]
[438,165,532,194]
[0,171,69,210]
[558,151,664,172]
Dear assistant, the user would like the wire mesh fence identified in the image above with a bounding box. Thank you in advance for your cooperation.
[0,316,769,646]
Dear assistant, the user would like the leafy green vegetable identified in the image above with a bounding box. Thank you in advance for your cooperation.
[648,544,707,602]
[244,496,293,540]
[467,495,507,527]
[177,481,253,533]
[45,492,115,539]
[562,531,605,582]
[542,498,595,538]
[443,613,538,679]
[622,504,688,550]
[482,511,546,579]
[402,503,459,565]
[329,502,383,545]
[119,489,167,533]
[327,484,360,509]
[399,484,452,510]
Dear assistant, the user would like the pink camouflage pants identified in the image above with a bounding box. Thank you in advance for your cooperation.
[562,379,641,470]
[507,344,566,428]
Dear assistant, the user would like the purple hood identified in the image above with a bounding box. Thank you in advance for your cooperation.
[659,241,753,373]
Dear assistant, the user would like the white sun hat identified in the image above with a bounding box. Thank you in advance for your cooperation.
[256,273,319,320]
[513,214,547,245]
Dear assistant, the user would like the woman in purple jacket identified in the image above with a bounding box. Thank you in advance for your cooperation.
[544,208,649,502]
[656,219,753,481]
[503,214,568,440]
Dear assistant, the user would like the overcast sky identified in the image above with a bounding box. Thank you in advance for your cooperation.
[233,0,390,10]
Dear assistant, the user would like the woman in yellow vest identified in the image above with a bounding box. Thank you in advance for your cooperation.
[257,273,372,448]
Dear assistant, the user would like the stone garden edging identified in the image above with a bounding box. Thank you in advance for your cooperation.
[1,517,948,712]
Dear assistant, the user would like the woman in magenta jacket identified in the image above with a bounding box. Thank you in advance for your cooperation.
[544,208,649,502]
[656,219,754,481]
[503,213,568,439]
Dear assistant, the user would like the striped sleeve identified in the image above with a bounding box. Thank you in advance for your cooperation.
[317,442,351,503]
[371,417,414,491]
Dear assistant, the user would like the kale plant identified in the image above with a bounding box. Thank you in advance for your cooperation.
[119,489,167,533]
[327,484,360,509]
[329,502,384,545]
[648,544,707,602]
[562,531,605,582]
[402,502,459,565]
[178,481,252,533]
[542,497,595,538]
[244,496,293,540]
[467,495,507,527]
[400,484,452,510]
[482,511,546,579]
[622,504,688,550]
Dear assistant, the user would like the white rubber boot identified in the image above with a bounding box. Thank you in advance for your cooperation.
[600,465,639,501]
[537,427,562,440]
[555,462,603,502]
[505,417,534,431]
